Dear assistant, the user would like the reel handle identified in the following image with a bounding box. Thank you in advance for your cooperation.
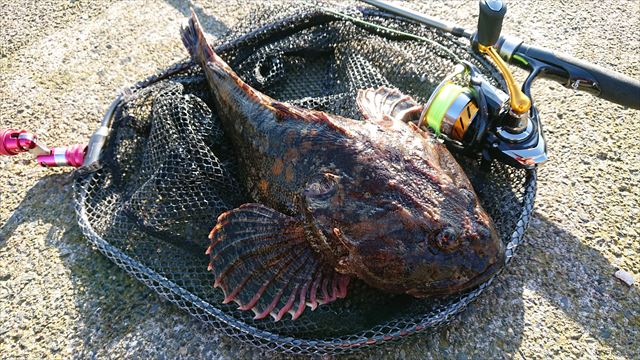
[477,0,507,47]
[474,0,531,116]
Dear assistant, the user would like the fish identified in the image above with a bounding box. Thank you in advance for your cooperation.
[180,11,505,321]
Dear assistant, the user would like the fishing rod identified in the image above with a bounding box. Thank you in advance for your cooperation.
[363,0,640,109]
[360,0,640,169]
[361,0,474,38]
[3,1,638,170]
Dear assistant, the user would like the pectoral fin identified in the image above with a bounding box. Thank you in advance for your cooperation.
[207,203,349,321]
[356,86,423,125]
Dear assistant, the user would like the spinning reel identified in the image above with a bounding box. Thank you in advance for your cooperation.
[418,0,546,169]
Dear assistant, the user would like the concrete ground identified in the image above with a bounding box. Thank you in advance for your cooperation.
[1,0,638,359]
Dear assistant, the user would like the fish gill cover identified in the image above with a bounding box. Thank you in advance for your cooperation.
[73,2,535,355]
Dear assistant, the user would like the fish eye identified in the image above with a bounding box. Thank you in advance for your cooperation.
[433,227,461,252]
[477,227,491,240]
[304,173,338,199]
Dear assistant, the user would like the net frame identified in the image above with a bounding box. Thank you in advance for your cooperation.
[72,4,537,355]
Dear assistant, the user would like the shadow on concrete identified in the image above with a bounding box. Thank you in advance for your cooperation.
[0,174,171,355]
[1,174,73,248]
[341,210,635,359]
[1,173,634,358]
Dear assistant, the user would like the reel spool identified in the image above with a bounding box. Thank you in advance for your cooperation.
[420,62,510,149]
[421,64,482,143]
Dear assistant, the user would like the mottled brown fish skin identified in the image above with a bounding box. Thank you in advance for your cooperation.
[186,17,504,297]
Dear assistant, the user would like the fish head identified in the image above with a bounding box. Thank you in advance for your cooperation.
[301,156,504,297]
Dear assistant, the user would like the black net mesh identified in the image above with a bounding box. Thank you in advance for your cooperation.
[72,3,536,355]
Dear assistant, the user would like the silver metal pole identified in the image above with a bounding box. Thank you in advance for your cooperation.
[83,95,121,166]
[360,0,473,38]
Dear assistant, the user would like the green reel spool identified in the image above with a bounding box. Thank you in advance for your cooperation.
[420,65,479,142]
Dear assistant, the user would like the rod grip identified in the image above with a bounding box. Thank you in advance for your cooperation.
[517,43,640,109]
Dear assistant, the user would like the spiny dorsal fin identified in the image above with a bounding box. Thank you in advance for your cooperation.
[270,102,352,136]
[356,87,423,125]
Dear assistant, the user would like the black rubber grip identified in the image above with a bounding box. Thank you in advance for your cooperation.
[517,43,640,109]
[477,0,507,47]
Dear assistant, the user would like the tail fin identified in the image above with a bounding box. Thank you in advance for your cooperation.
[180,10,276,107]
[181,9,216,66]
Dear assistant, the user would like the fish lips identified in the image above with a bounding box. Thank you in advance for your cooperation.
[406,248,506,298]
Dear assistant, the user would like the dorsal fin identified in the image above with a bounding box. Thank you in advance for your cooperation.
[270,101,352,136]
[356,87,423,125]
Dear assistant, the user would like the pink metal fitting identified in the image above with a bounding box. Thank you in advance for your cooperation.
[36,144,87,168]
[1,128,36,155]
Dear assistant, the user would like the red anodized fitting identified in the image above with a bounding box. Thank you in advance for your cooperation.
[36,144,87,168]
[0,128,38,155]
[1,128,87,168]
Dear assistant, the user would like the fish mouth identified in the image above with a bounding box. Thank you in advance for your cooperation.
[408,253,506,298]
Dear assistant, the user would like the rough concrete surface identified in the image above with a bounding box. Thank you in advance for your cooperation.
[1,0,638,359]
